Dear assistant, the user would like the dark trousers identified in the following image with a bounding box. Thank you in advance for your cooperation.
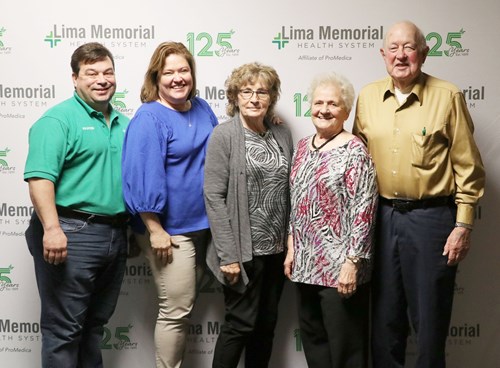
[371,203,457,368]
[25,213,127,368]
[296,282,370,368]
[212,253,285,368]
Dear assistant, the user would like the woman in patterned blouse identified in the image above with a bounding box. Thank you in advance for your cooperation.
[284,72,378,368]
[204,62,294,368]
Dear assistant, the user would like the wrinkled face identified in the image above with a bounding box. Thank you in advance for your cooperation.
[381,22,428,90]
[237,79,270,122]
[158,53,193,108]
[72,57,116,109]
[311,83,349,133]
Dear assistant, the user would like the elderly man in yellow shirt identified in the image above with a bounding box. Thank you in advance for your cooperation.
[354,20,485,368]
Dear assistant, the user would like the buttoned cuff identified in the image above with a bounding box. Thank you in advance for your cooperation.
[456,203,476,227]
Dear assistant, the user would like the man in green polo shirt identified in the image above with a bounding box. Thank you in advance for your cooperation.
[24,42,130,368]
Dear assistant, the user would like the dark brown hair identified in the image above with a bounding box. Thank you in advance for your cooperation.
[70,42,114,75]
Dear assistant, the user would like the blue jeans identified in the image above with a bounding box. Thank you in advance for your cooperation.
[25,213,127,368]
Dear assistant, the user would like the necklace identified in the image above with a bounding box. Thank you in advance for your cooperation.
[311,130,343,151]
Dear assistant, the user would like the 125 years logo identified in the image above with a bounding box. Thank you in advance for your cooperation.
[426,29,469,57]
[186,31,239,57]
[0,148,15,174]
[100,325,138,350]
[0,26,12,54]
[0,265,19,292]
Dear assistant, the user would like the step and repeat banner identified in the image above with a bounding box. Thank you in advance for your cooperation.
[1,0,499,367]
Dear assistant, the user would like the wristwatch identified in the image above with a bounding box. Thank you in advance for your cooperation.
[455,222,473,230]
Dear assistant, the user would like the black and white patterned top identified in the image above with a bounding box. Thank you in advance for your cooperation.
[244,128,289,256]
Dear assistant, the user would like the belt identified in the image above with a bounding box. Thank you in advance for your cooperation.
[379,196,453,212]
[56,206,129,227]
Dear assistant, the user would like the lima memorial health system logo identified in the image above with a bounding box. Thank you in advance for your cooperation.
[43,24,155,48]
[271,25,471,61]
[272,24,383,50]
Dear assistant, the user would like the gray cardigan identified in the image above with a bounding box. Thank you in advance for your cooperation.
[203,115,294,293]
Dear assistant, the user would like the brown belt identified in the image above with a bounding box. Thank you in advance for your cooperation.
[379,196,453,213]
[56,206,129,227]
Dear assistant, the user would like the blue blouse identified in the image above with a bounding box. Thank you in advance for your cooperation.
[122,97,218,235]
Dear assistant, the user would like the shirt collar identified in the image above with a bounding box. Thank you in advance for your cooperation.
[73,91,119,123]
[382,73,427,106]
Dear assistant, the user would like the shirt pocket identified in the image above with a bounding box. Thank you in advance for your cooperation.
[411,132,446,169]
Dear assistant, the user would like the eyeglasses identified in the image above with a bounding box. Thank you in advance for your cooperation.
[239,89,270,100]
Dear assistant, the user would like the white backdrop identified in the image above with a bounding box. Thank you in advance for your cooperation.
[1,1,499,367]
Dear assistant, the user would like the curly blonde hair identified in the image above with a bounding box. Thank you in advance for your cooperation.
[225,62,281,118]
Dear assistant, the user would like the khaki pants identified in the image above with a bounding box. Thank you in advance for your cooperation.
[135,229,210,368]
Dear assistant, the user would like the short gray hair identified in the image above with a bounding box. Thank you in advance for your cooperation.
[382,21,428,54]
[308,72,355,113]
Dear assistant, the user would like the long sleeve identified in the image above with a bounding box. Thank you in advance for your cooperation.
[345,143,378,259]
[447,92,485,225]
[122,110,168,215]
[203,126,239,265]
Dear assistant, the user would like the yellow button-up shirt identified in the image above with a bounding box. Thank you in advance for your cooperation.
[354,73,485,226]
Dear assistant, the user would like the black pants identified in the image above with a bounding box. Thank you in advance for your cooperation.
[212,253,285,368]
[296,282,370,368]
[371,203,457,368]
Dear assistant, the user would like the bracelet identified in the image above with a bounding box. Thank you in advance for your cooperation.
[346,256,361,266]
[455,222,473,230]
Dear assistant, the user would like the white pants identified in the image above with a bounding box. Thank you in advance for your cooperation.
[135,229,210,368]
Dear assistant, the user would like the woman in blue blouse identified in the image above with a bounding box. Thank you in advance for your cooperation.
[121,41,218,368]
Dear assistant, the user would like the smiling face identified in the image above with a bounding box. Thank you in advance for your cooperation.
[72,56,116,113]
[237,78,270,123]
[310,83,349,136]
[157,53,193,109]
[381,22,429,91]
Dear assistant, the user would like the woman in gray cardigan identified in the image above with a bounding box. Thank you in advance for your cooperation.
[204,62,293,368]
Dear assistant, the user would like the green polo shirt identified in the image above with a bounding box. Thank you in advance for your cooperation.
[24,92,129,215]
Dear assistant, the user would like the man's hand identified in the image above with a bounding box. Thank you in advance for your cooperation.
[43,227,68,265]
[443,226,471,266]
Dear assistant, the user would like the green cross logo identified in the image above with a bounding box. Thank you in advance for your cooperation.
[44,30,62,48]
[272,32,289,50]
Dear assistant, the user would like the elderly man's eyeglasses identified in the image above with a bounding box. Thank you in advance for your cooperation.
[239,89,270,100]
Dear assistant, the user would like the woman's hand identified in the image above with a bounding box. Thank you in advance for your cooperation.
[284,235,294,279]
[139,212,178,266]
[337,260,359,298]
[149,229,178,266]
[271,114,283,125]
[220,262,241,285]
